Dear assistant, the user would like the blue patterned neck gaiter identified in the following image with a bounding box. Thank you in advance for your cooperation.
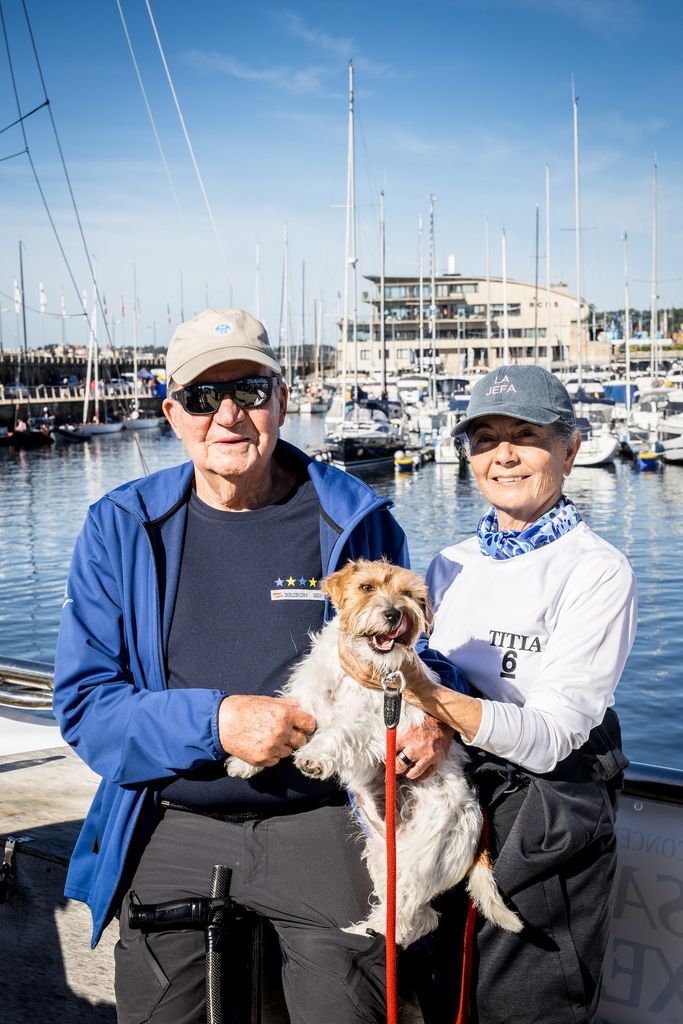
[477,495,582,560]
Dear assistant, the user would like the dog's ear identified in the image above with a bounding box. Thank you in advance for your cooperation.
[420,590,434,635]
[321,560,358,610]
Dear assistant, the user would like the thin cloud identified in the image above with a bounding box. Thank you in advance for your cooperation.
[277,10,395,79]
[280,11,352,59]
[184,50,329,94]
[458,0,642,35]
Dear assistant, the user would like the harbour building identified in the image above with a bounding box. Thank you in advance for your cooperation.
[340,271,614,375]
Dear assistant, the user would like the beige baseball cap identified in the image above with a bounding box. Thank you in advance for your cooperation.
[166,308,282,386]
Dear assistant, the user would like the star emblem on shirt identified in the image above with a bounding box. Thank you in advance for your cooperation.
[298,576,307,587]
[274,577,284,587]
[286,576,296,587]
[308,577,318,588]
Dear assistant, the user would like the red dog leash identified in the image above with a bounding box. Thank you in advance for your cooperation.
[382,671,405,1024]
[455,807,490,1024]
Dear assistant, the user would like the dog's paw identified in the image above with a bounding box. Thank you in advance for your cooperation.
[224,756,262,780]
[294,753,333,779]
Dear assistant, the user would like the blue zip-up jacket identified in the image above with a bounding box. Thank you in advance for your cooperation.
[53,441,466,946]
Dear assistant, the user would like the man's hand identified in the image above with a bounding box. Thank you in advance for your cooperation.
[218,695,316,768]
[395,717,454,781]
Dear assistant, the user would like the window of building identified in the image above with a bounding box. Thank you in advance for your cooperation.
[490,303,521,316]
[448,282,479,295]
[360,349,371,361]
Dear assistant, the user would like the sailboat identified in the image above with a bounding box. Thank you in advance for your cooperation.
[123,267,165,430]
[300,295,329,413]
[0,243,53,449]
[69,280,124,438]
[322,65,405,472]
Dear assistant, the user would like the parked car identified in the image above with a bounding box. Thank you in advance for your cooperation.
[106,377,134,394]
[3,382,30,399]
[48,373,81,389]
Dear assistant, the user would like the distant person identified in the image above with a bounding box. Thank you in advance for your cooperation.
[53,308,463,1024]
[14,416,27,432]
[342,365,637,1023]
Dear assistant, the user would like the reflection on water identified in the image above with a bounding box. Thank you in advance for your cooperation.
[1,419,682,768]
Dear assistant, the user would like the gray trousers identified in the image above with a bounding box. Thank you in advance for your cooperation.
[114,803,386,1024]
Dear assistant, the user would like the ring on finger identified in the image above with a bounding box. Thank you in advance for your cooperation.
[397,750,415,767]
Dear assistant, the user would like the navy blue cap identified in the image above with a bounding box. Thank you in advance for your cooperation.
[452,365,575,437]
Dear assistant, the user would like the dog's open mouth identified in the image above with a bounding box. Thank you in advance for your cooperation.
[369,613,412,652]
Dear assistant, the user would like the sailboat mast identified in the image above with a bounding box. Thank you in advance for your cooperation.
[545,165,552,368]
[92,258,99,423]
[429,194,437,405]
[502,228,510,364]
[380,190,386,397]
[533,204,540,362]
[418,212,424,375]
[283,222,290,383]
[318,291,324,386]
[650,160,658,379]
[18,241,28,363]
[133,264,139,414]
[572,80,583,386]
[623,232,631,414]
[301,259,306,379]
[339,60,360,416]
[312,293,318,389]
[485,215,491,365]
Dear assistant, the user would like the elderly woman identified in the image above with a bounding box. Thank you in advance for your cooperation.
[345,365,637,1024]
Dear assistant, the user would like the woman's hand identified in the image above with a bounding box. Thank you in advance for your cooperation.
[395,718,454,781]
[337,641,383,690]
[338,640,455,781]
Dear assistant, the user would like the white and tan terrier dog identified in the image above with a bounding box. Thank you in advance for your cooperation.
[226,558,522,947]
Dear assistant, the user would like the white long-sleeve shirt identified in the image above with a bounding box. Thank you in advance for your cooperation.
[427,522,637,774]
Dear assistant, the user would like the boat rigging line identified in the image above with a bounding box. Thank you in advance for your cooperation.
[0,0,113,349]
[0,98,48,136]
[0,287,85,318]
[114,0,188,239]
[144,0,233,292]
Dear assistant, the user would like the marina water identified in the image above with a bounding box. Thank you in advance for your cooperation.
[1,416,681,770]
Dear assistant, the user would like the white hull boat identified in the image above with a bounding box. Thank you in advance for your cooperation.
[69,421,125,438]
[122,415,165,430]
[574,423,619,467]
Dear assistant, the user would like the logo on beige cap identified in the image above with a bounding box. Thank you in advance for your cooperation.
[213,323,233,336]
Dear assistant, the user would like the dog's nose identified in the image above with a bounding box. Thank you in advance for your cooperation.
[383,607,402,629]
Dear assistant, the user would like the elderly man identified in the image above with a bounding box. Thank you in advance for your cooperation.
[54,308,465,1024]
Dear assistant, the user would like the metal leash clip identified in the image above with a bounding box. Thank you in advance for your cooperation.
[381,670,406,729]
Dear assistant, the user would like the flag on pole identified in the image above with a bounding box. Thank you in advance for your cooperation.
[39,282,47,315]
[60,289,66,319]
[13,279,21,313]
[166,302,171,325]
[103,293,108,318]
[82,288,88,313]
[121,295,125,320]
[136,297,142,321]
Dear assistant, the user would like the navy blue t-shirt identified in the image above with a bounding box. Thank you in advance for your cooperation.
[160,477,337,812]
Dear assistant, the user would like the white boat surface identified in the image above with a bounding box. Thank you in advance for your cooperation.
[661,448,683,464]
[433,410,468,464]
[0,705,65,757]
[122,414,165,430]
[574,418,619,467]
[69,421,125,437]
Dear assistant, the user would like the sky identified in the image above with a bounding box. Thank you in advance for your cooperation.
[0,0,682,351]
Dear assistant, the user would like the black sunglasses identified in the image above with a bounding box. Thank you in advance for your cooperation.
[171,375,278,415]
